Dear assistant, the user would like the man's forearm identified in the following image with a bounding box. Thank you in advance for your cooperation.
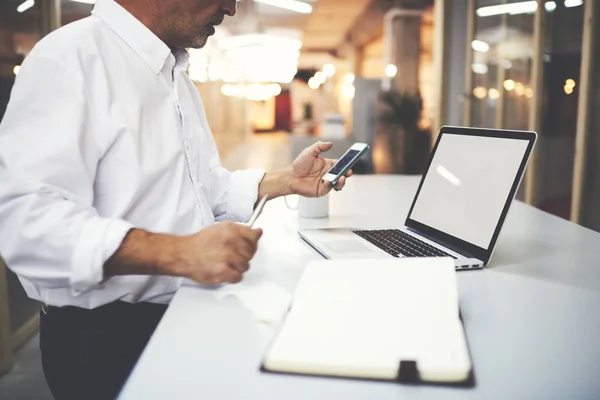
[258,168,293,201]
[104,228,185,278]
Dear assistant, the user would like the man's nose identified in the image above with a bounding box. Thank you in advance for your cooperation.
[222,0,236,17]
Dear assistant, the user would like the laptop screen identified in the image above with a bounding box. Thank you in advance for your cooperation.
[408,132,530,250]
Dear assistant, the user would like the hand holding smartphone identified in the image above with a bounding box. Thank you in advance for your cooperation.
[322,142,370,186]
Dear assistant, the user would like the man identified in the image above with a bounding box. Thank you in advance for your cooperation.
[0,0,351,398]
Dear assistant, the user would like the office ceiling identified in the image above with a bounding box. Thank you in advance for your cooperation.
[302,0,374,51]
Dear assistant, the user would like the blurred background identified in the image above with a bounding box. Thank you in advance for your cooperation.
[1,0,599,397]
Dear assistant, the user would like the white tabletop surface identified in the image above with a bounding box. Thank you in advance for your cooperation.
[119,176,600,400]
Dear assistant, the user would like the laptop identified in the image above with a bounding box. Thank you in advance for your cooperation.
[299,126,537,269]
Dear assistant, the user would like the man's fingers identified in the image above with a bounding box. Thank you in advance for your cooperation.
[238,242,255,264]
[239,227,262,249]
[222,268,244,284]
[237,225,262,240]
[345,169,353,177]
[310,141,333,157]
[334,176,346,191]
[225,250,251,273]
[235,227,262,261]
[319,179,333,196]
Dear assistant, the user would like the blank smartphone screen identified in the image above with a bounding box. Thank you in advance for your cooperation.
[329,150,360,175]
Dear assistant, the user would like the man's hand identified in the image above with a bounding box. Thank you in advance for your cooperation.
[105,223,263,286]
[177,222,263,284]
[289,141,352,198]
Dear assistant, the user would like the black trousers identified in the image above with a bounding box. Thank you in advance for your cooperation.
[39,301,167,400]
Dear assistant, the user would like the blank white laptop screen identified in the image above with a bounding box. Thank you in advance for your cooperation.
[409,134,529,249]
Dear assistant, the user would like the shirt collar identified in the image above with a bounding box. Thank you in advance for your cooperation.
[91,0,188,74]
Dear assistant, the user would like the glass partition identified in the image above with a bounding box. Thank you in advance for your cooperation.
[535,1,584,219]
[469,1,535,130]
[467,0,585,215]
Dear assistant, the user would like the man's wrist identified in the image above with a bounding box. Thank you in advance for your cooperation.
[259,167,294,200]
[104,229,189,279]
[155,234,189,277]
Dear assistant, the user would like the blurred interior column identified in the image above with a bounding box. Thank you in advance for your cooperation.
[390,12,421,94]
[572,0,600,230]
[41,0,61,36]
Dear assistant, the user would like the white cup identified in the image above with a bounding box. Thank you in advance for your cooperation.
[285,195,329,218]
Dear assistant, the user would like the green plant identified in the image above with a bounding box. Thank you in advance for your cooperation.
[303,102,313,121]
[377,90,430,174]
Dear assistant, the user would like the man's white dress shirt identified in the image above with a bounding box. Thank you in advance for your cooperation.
[0,0,265,309]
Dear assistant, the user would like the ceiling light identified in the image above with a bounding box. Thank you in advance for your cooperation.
[488,88,500,100]
[323,64,336,77]
[504,79,516,91]
[565,79,576,88]
[473,86,488,100]
[385,64,397,78]
[216,33,302,84]
[342,84,355,99]
[515,82,525,96]
[218,34,302,51]
[471,40,490,53]
[344,73,355,84]
[524,87,534,98]
[221,84,245,98]
[13,65,21,76]
[308,78,320,90]
[477,1,537,17]
[476,1,581,16]
[245,83,282,101]
[314,71,326,84]
[565,0,583,7]
[254,0,313,14]
[17,0,35,13]
[564,85,574,95]
[471,63,488,74]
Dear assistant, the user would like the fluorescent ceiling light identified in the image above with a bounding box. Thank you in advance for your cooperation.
[565,0,583,7]
[477,0,581,17]
[72,0,318,13]
[17,0,35,13]
[471,40,490,52]
[477,1,537,17]
[385,64,397,78]
[254,0,313,14]
[471,63,489,74]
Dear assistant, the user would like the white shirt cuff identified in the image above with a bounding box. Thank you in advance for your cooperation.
[70,217,135,295]
[227,169,266,223]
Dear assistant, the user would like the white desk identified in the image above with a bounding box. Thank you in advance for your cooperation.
[119,176,600,399]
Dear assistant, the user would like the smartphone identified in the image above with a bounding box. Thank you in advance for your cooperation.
[322,142,370,186]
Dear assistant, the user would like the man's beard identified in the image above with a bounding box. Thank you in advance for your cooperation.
[188,12,225,49]
[189,32,210,49]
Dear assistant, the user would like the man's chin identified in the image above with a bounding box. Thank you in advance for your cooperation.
[188,34,209,49]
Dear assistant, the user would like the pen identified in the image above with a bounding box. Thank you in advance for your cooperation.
[246,194,269,227]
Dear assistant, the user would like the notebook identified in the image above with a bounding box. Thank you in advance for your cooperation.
[262,258,474,385]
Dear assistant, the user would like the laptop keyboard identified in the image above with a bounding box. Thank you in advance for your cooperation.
[353,229,457,259]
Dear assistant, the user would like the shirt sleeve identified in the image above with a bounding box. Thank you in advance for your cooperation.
[0,55,134,296]
[208,141,266,223]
